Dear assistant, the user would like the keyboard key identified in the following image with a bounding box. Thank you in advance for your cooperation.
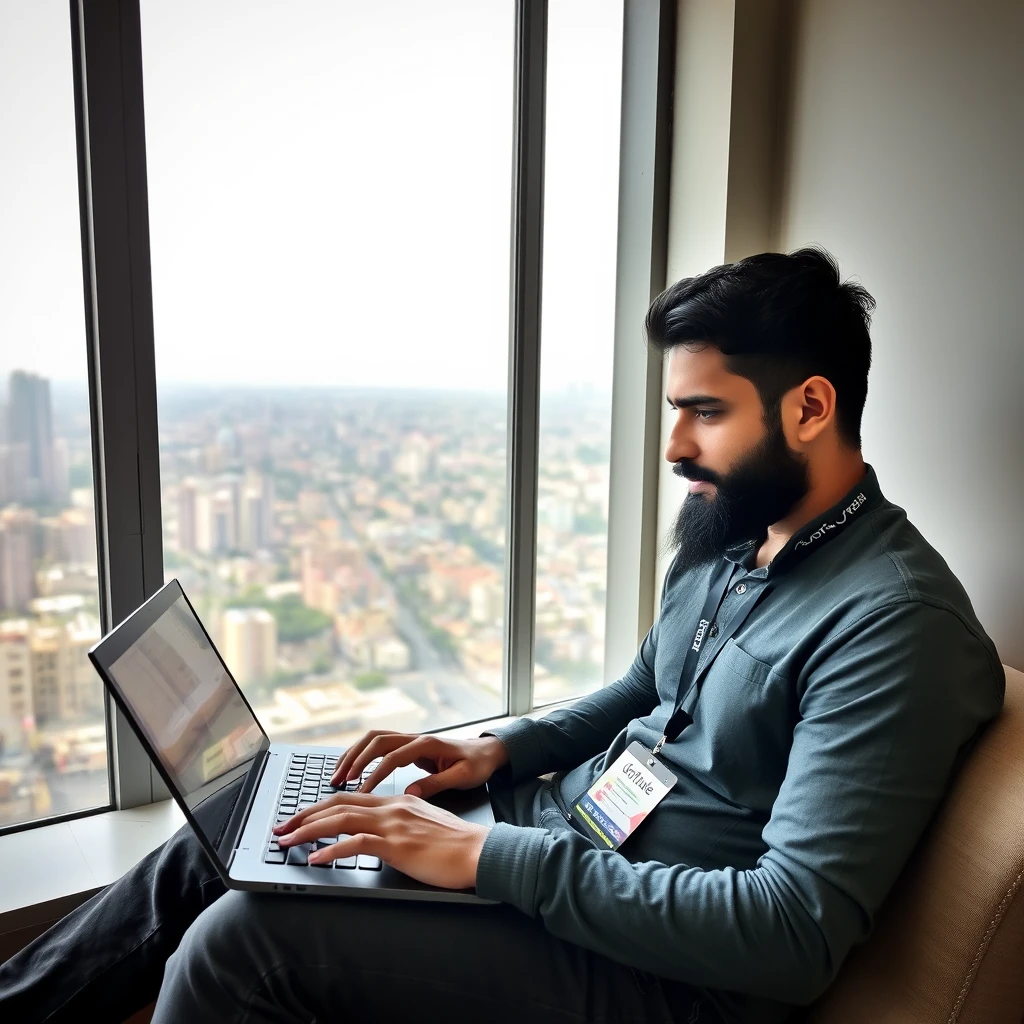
[316,837,337,846]
[285,843,314,866]
[357,855,382,870]
[335,856,357,868]
[265,851,286,864]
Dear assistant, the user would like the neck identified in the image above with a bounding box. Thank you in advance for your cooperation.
[755,452,866,568]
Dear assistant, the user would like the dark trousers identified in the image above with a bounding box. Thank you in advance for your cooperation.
[0,782,709,1023]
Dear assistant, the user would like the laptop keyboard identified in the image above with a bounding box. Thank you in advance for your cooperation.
[264,752,390,869]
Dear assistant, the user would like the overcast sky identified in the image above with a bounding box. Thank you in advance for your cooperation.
[1,0,622,394]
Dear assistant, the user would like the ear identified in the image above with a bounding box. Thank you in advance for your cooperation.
[782,376,837,446]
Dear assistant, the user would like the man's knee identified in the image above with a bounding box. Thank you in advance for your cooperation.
[161,890,274,1008]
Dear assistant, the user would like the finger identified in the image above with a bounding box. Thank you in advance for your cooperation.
[308,831,390,866]
[273,790,391,834]
[279,809,380,848]
[279,793,396,833]
[333,731,400,784]
[334,733,414,784]
[405,761,470,799]
[360,735,440,793]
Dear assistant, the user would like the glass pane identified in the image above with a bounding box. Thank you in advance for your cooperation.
[0,2,110,827]
[533,0,623,705]
[142,0,513,743]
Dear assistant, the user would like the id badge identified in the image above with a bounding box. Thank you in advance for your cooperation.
[571,741,677,850]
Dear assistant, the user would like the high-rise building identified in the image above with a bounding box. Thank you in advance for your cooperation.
[239,472,273,552]
[41,508,96,566]
[28,616,102,725]
[177,479,198,552]
[0,508,37,612]
[7,371,56,503]
[0,620,33,754]
[0,444,27,506]
[221,608,277,686]
[194,485,237,555]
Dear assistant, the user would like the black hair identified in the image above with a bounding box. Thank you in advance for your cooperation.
[644,247,875,448]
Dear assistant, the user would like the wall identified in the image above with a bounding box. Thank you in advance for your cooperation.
[775,0,1024,667]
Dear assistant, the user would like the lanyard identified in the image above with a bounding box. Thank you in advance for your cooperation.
[652,560,774,755]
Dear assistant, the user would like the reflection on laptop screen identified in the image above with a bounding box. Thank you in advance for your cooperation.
[108,594,264,800]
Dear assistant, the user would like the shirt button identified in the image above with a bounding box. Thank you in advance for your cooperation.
[736,583,747,594]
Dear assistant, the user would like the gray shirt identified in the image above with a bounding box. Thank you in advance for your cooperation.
[477,466,1004,1023]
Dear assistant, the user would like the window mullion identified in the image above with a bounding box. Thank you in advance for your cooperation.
[73,0,165,808]
[503,0,548,718]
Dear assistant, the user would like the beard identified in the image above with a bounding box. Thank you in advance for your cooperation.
[668,418,810,573]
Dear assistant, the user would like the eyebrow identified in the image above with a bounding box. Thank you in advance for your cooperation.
[665,394,727,410]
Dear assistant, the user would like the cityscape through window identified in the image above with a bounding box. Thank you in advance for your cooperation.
[534,0,623,704]
[143,0,623,746]
[0,1,110,828]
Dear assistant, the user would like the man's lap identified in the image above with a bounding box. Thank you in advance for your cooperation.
[155,886,692,1024]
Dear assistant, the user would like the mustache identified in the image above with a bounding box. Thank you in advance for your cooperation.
[672,460,720,485]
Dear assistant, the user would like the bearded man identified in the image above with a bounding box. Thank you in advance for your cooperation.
[1,249,1003,1024]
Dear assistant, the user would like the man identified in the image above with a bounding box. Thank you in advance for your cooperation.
[0,249,1003,1023]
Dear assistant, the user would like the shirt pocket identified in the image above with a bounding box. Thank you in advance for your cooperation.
[678,637,795,810]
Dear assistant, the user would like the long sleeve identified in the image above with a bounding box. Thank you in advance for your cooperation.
[475,601,1004,1004]
[483,624,661,783]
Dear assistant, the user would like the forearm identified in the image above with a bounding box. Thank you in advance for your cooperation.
[484,668,657,783]
[476,824,836,1004]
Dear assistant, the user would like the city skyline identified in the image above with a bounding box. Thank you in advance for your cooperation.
[0,371,613,829]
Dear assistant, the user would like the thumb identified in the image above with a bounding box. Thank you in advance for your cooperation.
[405,765,466,799]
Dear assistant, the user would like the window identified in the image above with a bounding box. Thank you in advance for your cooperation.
[0,0,110,829]
[0,0,670,836]
[533,0,623,705]
[142,0,515,741]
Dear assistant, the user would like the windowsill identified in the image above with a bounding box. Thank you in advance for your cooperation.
[0,698,579,936]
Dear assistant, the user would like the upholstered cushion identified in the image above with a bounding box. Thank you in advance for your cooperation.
[808,665,1024,1024]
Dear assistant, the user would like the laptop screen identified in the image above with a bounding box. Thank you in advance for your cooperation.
[106,591,266,847]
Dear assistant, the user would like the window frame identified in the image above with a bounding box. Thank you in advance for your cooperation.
[0,0,674,832]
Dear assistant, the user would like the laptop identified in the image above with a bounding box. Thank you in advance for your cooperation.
[88,578,496,904]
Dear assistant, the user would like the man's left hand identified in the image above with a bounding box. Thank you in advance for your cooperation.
[274,792,492,890]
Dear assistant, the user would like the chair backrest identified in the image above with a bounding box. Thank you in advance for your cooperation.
[808,665,1024,1024]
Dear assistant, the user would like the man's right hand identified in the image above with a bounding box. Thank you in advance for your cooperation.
[331,731,509,799]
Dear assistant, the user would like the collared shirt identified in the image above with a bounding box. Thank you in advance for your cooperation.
[478,466,1004,1023]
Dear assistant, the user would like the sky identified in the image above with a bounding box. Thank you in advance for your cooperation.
[0,0,623,394]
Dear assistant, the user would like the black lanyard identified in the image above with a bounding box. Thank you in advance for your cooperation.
[652,560,774,755]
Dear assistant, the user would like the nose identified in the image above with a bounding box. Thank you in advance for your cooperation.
[664,413,699,464]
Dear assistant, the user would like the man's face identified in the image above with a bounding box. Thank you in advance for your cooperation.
[664,345,810,570]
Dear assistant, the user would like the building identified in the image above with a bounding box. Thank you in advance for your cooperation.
[41,508,96,567]
[26,617,102,726]
[0,443,28,506]
[7,371,61,504]
[221,608,277,686]
[177,479,198,552]
[239,473,273,551]
[0,507,37,612]
[469,577,504,627]
[195,485,236,554]
[0,620,32,754]
[372,635,411,671]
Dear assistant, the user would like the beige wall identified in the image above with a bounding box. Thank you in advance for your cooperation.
[774,0,1024,667]
[661,0,1024,666]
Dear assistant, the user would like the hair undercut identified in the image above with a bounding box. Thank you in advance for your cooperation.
[645,247,876,448]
